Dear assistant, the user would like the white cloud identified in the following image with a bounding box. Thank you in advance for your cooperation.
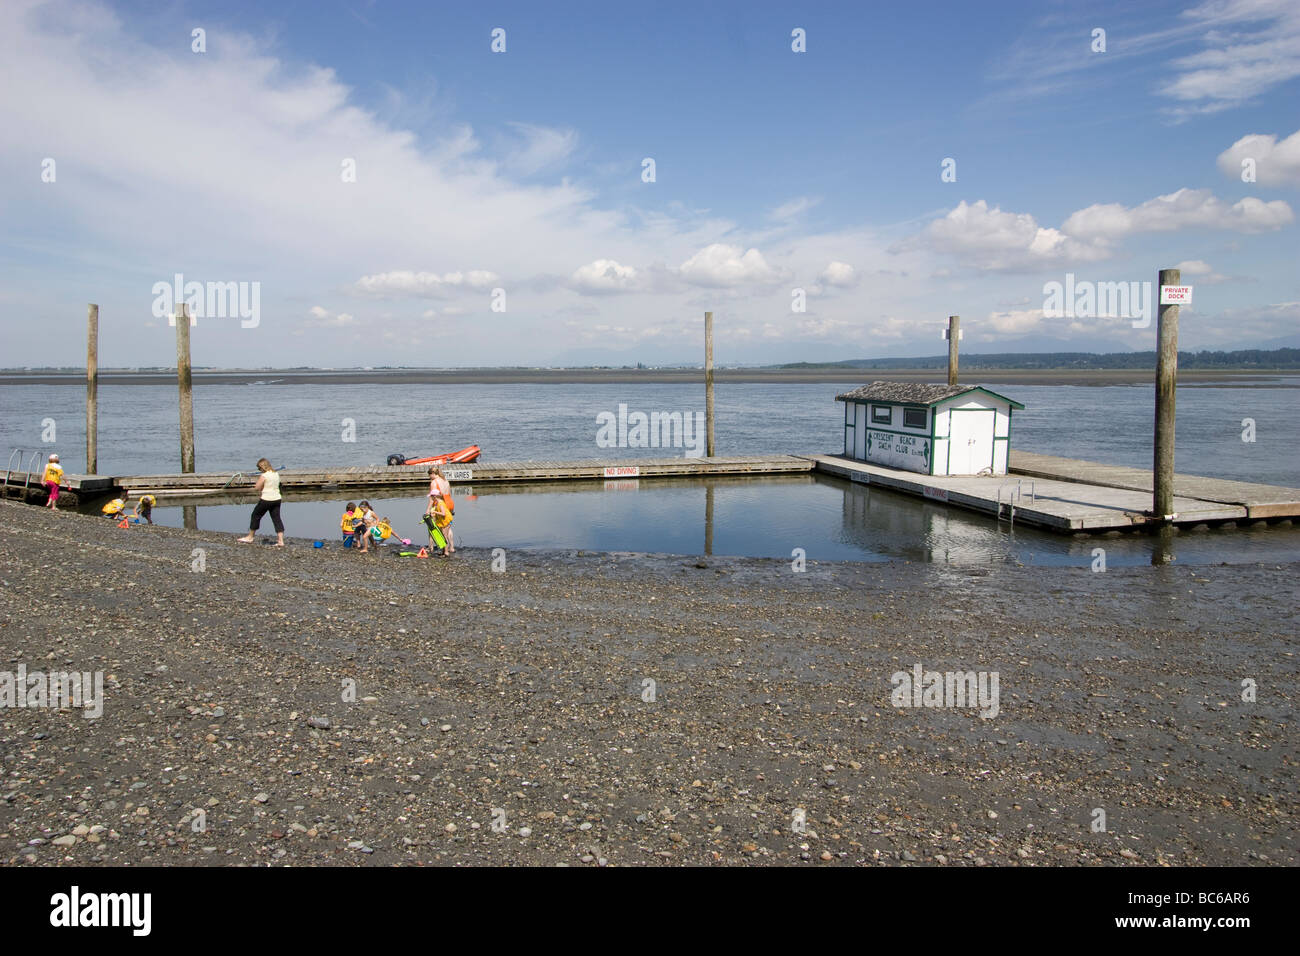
[1217,128,1300,187]
[502,122,578,175]
[818,261,858,288]
[570,259,640,294]
[1159,0,1300,116]
[303,306,356,328]
[1062,187,1293,239]
[1173,259,1230,283]
[677,244,784,288]
[353,270,501,298]
[769,197,821,220]
[908,200,1110,271]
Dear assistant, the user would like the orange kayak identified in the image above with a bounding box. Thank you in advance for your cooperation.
[386,445,481,467]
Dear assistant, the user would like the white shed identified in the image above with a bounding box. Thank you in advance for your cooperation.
[835,382,1024,476]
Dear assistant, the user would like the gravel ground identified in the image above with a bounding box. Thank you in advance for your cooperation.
[0,499,1295,866]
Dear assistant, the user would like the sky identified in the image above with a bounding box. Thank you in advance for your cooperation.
[1,0,1298,368]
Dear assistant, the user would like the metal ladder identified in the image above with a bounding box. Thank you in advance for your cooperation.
[996,478,1036,529]
[4,448,44,499]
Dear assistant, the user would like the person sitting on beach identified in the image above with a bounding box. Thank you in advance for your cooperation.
[133,493,156,525]
[43,454,63,510]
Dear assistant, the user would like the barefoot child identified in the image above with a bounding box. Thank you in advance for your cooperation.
[340,502,364,549]
[423,495,452,557]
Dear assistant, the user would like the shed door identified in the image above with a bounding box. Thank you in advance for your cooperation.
[947,409,994,475]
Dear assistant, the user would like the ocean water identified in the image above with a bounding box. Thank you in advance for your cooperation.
[2,379,1297,566]
[2,379,1297,483]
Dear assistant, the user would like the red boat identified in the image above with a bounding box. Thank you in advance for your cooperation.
[386,445,481,467]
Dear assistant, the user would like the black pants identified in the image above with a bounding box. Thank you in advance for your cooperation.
[249,499,284,533]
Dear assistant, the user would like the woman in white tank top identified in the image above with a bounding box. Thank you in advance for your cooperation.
[237,458,285,545]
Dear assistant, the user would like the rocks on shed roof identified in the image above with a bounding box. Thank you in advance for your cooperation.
[835,382,975,405]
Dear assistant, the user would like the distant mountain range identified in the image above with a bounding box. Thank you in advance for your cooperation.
[772,348,1300,371]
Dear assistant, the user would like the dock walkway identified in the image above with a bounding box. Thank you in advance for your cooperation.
[806,454,1297,531]
[1009,450,1300,520]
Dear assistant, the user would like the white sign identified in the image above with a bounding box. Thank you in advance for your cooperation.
[444,468,472,481]
[603,465,640,478]
[1159,285,1192,305]
[603,479,640,491]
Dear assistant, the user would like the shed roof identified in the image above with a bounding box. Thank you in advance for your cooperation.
[835,381,1025,409]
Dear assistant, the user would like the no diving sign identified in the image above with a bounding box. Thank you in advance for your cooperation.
[1160,285,1193,305]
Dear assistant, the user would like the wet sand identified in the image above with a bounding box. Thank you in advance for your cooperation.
[1,500,1295,866]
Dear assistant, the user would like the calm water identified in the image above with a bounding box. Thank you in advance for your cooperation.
[3,379,1298,566]
[131,475,1300,568]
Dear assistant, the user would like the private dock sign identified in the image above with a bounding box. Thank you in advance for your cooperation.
[1159,285,1193,305]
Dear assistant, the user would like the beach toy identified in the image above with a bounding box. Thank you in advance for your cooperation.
[116,518,129,529]
[417,547,429,558]
[313,540,324,548]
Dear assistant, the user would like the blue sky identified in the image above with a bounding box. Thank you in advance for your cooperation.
[1,0,1297,367]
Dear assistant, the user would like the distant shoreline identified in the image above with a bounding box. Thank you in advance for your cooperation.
[2,368,1297,386]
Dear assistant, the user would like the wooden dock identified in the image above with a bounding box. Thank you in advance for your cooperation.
[2,455,808,499]
[6,451,1297,534]
[1008,450,1300,520]
[807,453,1299,531]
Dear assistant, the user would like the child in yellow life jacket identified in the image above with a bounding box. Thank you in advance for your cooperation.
[42,455,63,510]
[133,493,156,525]
[423,495,452,557]
[341,503,370,551]
[102,494,128,516]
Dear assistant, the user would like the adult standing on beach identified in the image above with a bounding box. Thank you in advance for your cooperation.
[428,466,455,553]
[237,458,284,546]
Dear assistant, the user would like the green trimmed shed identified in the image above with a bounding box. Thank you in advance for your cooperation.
[835,382,1025,476]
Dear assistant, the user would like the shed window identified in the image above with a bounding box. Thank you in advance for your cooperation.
[903,407,928,430]
[871,405,892,425]
[845,402,854,425]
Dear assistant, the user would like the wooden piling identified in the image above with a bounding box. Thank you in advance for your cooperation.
[176,304,195,474]
[86,304,99,474]
[705,311,716,458]
[1153,269,1179,522]
[947,315,960,386]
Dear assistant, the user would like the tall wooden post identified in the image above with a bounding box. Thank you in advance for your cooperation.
[704,311,716,458]
[946,315,960,386]
[176,304,195,474]
[86,304,99,474]
[1153,269,1179,521]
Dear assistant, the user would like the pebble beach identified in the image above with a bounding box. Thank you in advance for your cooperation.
[1,499,1295,866]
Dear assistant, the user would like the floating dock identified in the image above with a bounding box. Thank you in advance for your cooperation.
[4,452,1297,534]
[809,452,1299,531]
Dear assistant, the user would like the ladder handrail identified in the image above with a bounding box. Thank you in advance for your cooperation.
[5,448,44,491]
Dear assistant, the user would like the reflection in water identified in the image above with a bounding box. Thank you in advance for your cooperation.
[104,474,1300,568]
[1151,524,1174,566]
[705,483,714,556]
